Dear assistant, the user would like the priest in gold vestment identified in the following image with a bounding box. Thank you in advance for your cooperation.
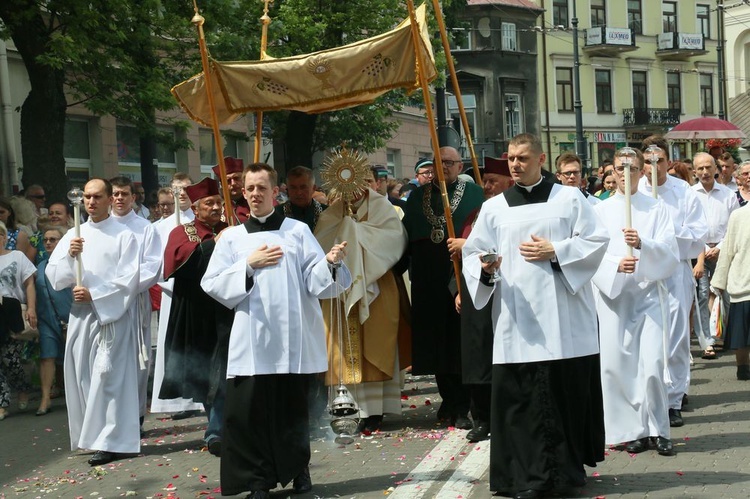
[316,187,410,433]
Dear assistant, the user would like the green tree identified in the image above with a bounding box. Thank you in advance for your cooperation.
[0,0,193,200]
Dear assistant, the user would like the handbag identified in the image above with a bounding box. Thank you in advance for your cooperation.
[10,303,40,342]
[42,274,68,341]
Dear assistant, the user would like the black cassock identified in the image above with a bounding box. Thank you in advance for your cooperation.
[160,233,231,404]
[219,212,313,495]
[487,181,605,496]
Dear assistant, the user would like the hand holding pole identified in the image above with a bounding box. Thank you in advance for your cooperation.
[67,188,84,286]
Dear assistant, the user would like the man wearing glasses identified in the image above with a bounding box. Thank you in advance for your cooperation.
[402,146,484,431]
[413,158,435,186]
[25,184,47,216]
[556,152,599,206]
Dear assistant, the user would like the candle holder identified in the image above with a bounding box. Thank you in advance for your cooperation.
[67,188,84,286]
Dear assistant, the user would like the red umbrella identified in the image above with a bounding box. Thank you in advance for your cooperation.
[665,117,747,140]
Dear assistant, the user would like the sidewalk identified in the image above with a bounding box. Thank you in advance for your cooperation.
[2,344,749,498]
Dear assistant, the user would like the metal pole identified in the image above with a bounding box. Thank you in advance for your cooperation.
[571,1,588,170]
[717,0,726,120]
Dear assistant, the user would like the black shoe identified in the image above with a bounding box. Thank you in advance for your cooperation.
[737,365,750,380]
[293,466,312,494]
[466,422,490,442]
[453,415,473,430]
[364,415,383,432]
[656,436,675,456]
[245,491,270,499]
[514,490,542,499]
[208,438,221,457]
[88,451,118,466]
[171,409,200,420]
[669,408,684,427]
[681,394,688,409]
[625,437,650,454]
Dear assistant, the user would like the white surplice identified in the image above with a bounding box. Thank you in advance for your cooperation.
[46,216,141,453]
[201,218,352,377]
[592,192,679,444]
[113,209,162,417]
[149,209,202,413]
[462,184,609,364]
[638,176,707,408]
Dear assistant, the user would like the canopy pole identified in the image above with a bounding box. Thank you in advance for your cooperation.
[254,0,274,163]
[429,0,482,188]
[191,3,234,225]
[406,0,461,291]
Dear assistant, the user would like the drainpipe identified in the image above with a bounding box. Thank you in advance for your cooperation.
[541,0,553,170]
[0,40,20,195]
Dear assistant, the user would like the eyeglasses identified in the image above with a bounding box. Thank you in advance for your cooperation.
[28,194,46,200]
[417,170,434,178]
[558,171,581,177]
[43,237,60,243]
[613,165,641,173]
[158,203,174,208]
[440,160,460,167]
[739,172,750,177]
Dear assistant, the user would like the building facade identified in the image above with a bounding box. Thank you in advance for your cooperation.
[535,0,720,171]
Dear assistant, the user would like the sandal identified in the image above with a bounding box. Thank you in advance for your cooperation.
[702,348,717,360]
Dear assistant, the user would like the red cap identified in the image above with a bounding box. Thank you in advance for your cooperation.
[184,177,220,203]
[484,154,510,177]
[212,157,244,177]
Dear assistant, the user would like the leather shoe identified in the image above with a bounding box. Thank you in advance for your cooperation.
[88,451,118,466]
[466,422,490,442]
[514,490,542,499]
[293,466,312,494]
[207,438,221,457]
[453,415,473,430]
[669,408,684,427]
[625,437,650,454]
[656,436,675,456]
[171,409,200,420]
[737,365,750,380]
[245,491,270,499]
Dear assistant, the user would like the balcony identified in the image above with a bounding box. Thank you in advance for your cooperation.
[583,27,637,56]
[656,32,707,60]
[623,108,681,128]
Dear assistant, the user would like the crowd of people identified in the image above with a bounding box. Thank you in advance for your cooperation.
[2,133,750,499]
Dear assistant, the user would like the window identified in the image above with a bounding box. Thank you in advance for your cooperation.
[697,4,710,39]
[386,149,401,177]
[505,94,523,138]
[556,67,574,112]
[199,129,242,166]
[64,119,91,162]
[662,1,677,33]
[448,93,477,147]
[632,71,648,109]
[595,70,612,113]
[701,73,714,115]
[591,0,606,28]
[628,0,643,35]
[502,23,517,52]
[667,72,681,112]
[117,125,175,165]
[552,0,568,28]
[450,27,471,51]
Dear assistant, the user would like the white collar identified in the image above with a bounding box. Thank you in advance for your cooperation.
[516,175,544,192]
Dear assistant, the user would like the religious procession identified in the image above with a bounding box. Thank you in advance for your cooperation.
[3,1,750,498]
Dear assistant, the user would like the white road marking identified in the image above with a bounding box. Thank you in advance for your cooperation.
[389,430,484,498]
[435,439,490,498]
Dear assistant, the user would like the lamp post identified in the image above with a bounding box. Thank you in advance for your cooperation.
[571,1,588,171]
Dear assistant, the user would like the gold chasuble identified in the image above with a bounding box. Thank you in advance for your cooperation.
[315,191,410,385]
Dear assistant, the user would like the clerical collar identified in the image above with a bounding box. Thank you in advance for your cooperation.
[251,210,275,223]
[515,175,544,192]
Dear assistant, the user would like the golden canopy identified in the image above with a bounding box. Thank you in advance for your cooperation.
[172,3,436,126]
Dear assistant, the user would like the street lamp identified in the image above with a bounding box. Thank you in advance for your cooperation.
[571,1,588,171]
